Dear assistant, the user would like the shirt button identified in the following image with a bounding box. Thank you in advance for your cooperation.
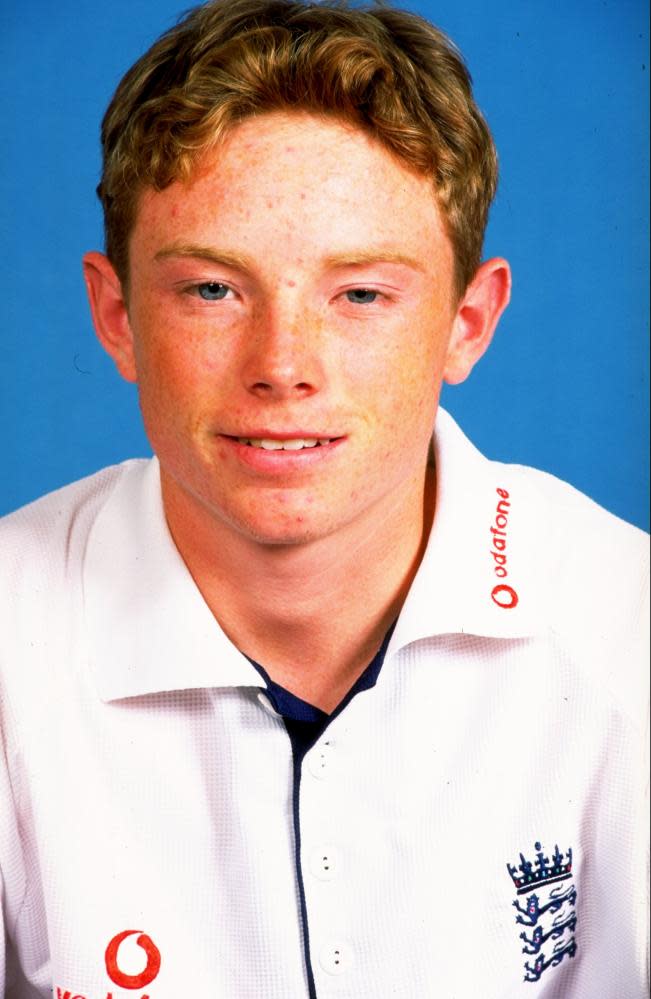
[307,742,333,779]
[319,941,353,975]
[309,846,339,881]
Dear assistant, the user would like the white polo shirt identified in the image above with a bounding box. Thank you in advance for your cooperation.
[1,409,648,999]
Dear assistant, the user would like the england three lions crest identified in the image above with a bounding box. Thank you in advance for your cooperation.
[506,840,578,983]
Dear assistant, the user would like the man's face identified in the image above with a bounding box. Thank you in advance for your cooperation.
[112,112,466,546]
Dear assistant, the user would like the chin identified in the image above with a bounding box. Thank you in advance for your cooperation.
[231,514,332,548]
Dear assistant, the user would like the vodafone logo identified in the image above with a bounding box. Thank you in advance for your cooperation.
[489,488,519,609]
[105,930,161,990]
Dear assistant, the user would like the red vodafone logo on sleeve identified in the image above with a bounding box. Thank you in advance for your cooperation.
[105,930,162,989]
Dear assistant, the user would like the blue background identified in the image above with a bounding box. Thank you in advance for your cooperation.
[1,0,648,529]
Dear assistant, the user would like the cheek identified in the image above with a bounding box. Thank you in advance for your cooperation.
[134,323,229,403]
[369,331,444,419]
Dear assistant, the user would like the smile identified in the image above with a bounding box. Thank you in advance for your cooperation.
[237,437,335,450]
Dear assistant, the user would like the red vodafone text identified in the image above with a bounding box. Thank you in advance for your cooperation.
[489,488,519,609]
[56,991,150,999]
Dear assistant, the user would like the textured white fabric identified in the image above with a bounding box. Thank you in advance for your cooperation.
[0,409,648,998]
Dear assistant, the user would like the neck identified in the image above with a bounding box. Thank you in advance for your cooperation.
[162,463,435,712]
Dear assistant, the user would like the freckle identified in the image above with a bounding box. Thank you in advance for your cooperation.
[300,192,306,200]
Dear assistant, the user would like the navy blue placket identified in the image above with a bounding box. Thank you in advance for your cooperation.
[247,622,396,997]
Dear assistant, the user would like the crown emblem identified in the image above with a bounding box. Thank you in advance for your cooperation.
[507,841,573,895]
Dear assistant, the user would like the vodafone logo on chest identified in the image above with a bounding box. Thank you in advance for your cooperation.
[105,930,162,989]
[55,929,161,999]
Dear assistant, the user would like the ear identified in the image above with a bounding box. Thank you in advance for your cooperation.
[82,252,137,383]
[443,258,511,385]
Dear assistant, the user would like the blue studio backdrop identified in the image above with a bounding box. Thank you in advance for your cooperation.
[1,0,649,529]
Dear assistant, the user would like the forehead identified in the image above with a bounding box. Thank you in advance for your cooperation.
[131,111,452,275]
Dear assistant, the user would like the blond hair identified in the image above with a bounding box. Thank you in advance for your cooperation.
[98,0,498,295]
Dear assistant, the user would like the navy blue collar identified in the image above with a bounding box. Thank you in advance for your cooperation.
[247,620,397,725]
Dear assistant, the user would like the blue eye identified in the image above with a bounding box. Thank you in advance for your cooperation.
[346,288,378,304]
[196,282,230,301]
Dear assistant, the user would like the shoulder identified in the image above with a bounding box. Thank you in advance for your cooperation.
[436,409,648,722]
[0,460,152,591]
[504,460,648,624]
[0,460,156,719]
[495,458,648,723]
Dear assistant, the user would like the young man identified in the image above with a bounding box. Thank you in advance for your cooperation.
[1,2,647,997]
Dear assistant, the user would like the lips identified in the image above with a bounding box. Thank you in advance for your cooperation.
[219,432,344,468]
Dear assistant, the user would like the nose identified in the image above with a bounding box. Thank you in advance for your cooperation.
[241,299,325,400]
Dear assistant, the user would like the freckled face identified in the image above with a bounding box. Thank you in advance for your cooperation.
[124,112,458,546]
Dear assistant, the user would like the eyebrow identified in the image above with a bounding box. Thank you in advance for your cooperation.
[154,243,426,274]
[154,244,252,271]
[321,250,427,273]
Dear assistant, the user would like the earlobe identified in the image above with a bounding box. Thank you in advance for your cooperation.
[443,258,512,385]
[82,252,137,383]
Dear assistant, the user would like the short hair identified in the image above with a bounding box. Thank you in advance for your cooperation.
[98,0,498,297]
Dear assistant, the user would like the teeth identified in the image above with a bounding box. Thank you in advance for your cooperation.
[237,437,332,450]
[281,438,310,450]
